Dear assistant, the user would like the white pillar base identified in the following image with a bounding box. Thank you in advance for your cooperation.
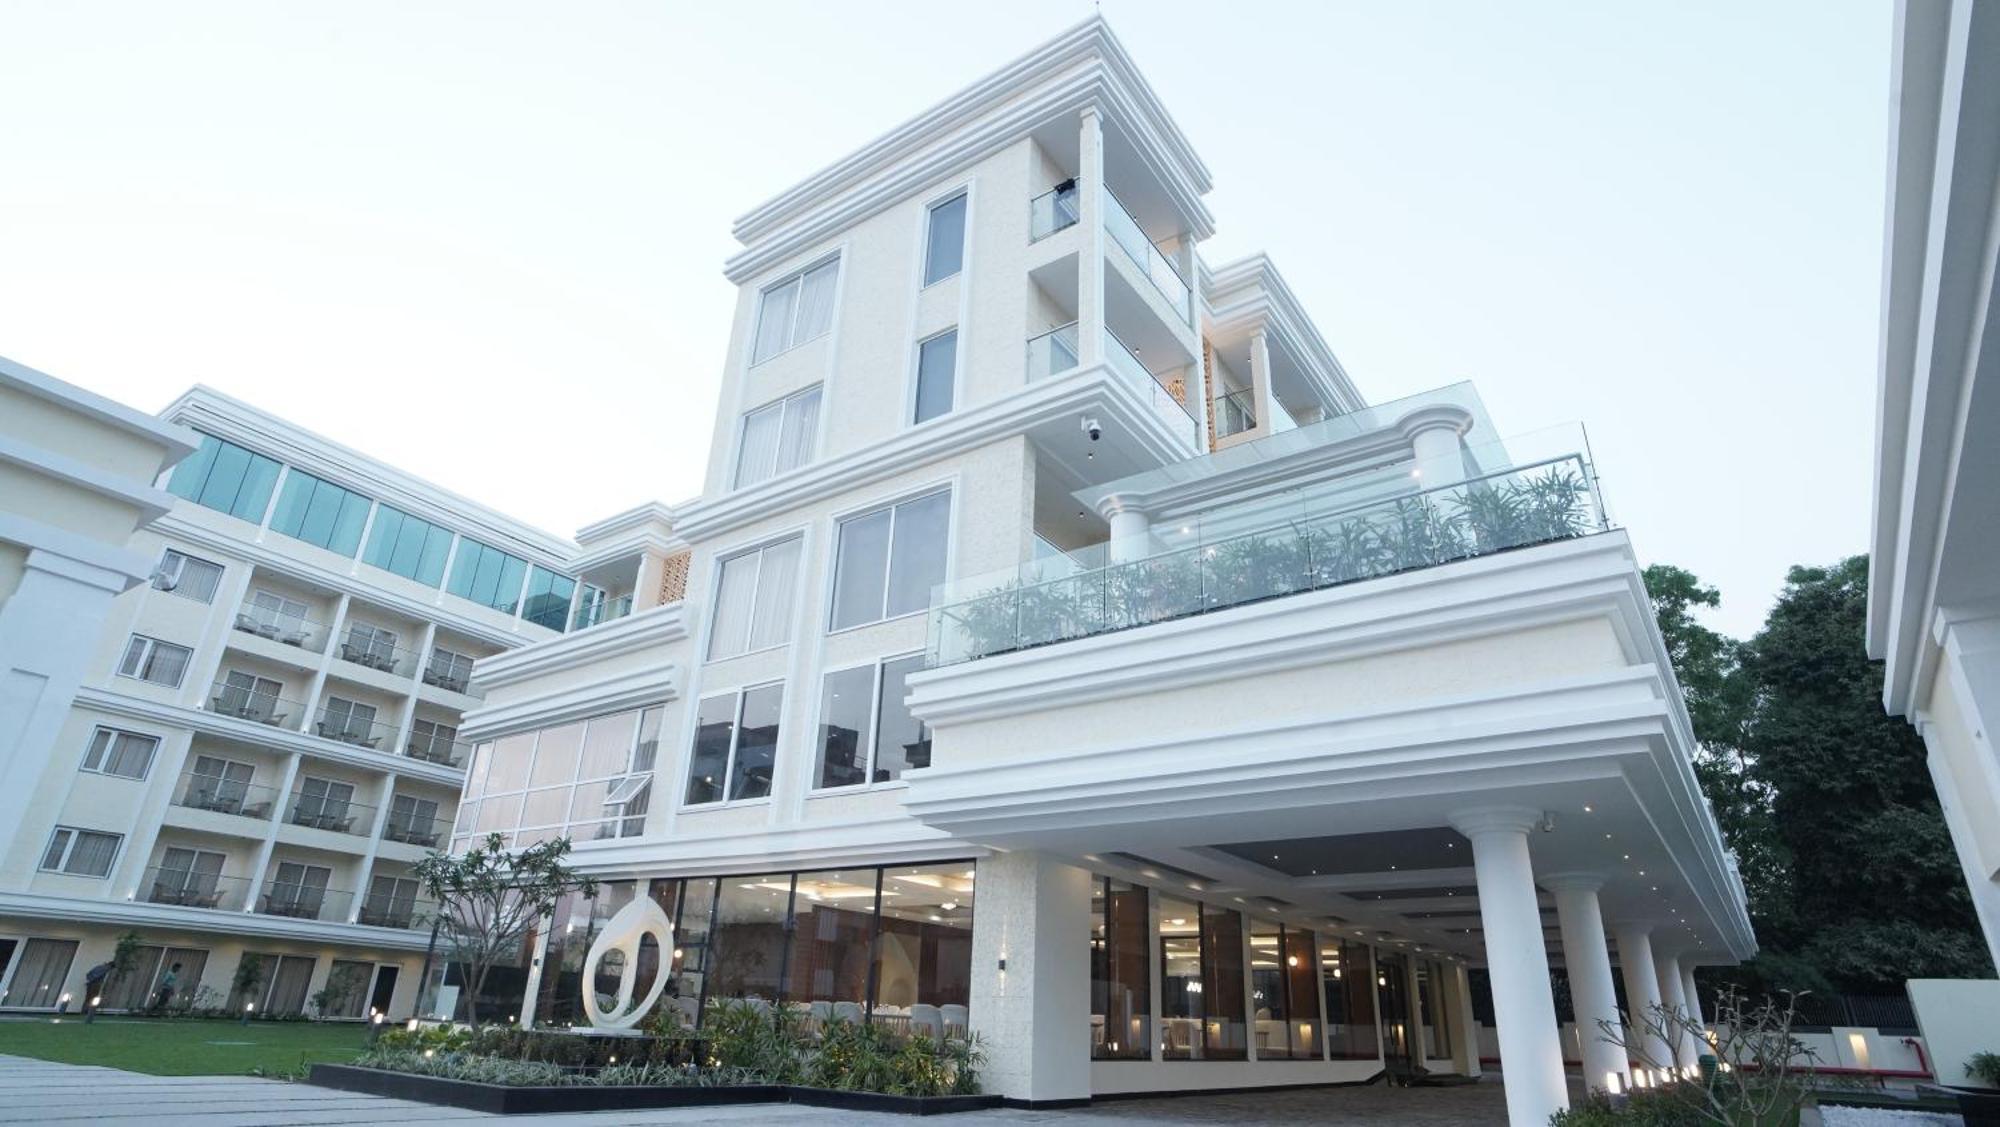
[968,851,1092,1104]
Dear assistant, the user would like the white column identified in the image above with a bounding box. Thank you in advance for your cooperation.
[1102,500,1150,564]
[1410,421,1467,490]
[968,851,1091,1104]
[1678,958,1707,1046]
[1248,328,1277,435]
[1401,952,1425,1063]
[1654,946,1696,1071]
[1076,107,1106,368]
[1613,923,1671,1077]
[1452,807,1568,1126]
[1449,961,1482,1077]
[1543,874,1628,1093]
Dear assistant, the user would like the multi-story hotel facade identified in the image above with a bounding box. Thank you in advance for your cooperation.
[441,20,1755,1126]
[0,382,685,1023]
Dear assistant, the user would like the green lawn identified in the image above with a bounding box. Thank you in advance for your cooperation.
[0,1016,370,1076]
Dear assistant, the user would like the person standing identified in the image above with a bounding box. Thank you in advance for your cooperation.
[152,963,181,1013]
[81,961,112,1019]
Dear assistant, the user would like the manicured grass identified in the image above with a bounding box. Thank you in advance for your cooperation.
[0,1016,370,1076]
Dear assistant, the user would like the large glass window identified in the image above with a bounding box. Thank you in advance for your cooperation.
[923,194,967,286]
[913,330,956,424]
[733,386,822,488]
[871,863,974,1033]
[704,875,793,1019]
[521,566,577,631]
[81,726,159,780]
[1418,959,1451,1060]
[784,868,880,1016]
[708,537,801,659]
[750,258,839,364]
[830,490,950,631]
[663,876,717,1029]
[1246,920,1321,1059]
[1158,896,1203,1059]
[812,654,931,789]
[683,684,783,805]
[117,635,191,687]
[1283,926,1323,1059]
[446,539,528,615]
[165,432,280,523]
[363,504,454,587]
[269,469,371,556]
[1091,878,1150,1060]
[39,826,121,877]
[1323,938,1379,1059]
[1201,900,1249,1060]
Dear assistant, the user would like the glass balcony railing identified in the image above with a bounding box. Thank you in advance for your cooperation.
[205,679,303,728]
[382,818,442,848]
[312,707,396,750]
[1030,181,1080,241]
[285,792,373,835]
[927,429,1608,666]
[571,593,635,631]
[1104,187,1192,323]
[1026,322,1082,382]
[142,866,250,912]
[357,894,436,930]
[171,771,279,821]
[258,881,354,922]
[231,604,328,653]
[421,658,474,695]
[404,730,470,768]
[1025,322,1197,451]
[336,630,416,676]
[1215,388,1257,438]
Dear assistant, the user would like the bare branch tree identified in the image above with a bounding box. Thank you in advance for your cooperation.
[1594,987,1819,1126]
[413,832,595,1026]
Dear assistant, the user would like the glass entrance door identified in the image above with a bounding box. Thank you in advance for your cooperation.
[1375,952,1413,1070]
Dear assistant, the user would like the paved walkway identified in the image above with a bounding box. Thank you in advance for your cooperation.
[0,1054,1540,1125]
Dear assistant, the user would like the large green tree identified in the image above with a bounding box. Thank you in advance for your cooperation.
[1641,557,1991,994]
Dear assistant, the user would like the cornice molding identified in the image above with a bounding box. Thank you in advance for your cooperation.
[0,432,179,527]
[568,814,979,881]
[0,352,199,458]
[0,513,154,587]
[0,890,432,952]
[1204,253,1365,415]
[458,663,679,744]
[471,602,687,692]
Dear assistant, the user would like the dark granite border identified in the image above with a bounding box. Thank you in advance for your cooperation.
[307,1064,1001,1116]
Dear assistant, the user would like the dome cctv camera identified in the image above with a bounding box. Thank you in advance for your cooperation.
[1082,416,1102,442]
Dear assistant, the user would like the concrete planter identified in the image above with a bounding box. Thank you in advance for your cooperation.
[307,1064,1000,1116]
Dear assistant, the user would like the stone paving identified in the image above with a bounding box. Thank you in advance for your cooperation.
[0,1054,1569,1126]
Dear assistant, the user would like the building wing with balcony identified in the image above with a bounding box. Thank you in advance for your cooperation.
[440,17,1753,1124]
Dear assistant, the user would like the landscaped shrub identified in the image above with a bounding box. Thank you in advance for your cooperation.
[1967,1051,2000,1088]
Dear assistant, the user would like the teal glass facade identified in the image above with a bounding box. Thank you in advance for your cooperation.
[269,469,371,556]
[521,566,577,631]
[165,433,281,523]
[447,539,528,615]
[363,504,454,587]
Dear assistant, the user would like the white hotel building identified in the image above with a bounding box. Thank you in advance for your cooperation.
[433,19,1755,1126]
[0,379,687,1023]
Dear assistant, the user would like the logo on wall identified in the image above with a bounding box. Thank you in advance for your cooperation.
[582,896,674,1029]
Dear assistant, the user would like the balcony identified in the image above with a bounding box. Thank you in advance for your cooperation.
[357,894,435,930]
[337,629,416,677]
[171,771,278,821]
[927,443,1608,665]
[312,707,395,750]
[285,792,372,836]
[258,881,353,922]
[404,729,469,768]
[421,659,473,696]
[1031,181,1080,241]
[1214,389,1257,438]
[1104,187,1191,324]
[382,817,441,848]
[571,592,634,632]
[204,679,303,729]
[231,603,328,654]
[1026,322,1198,452]
[141,867,250,912]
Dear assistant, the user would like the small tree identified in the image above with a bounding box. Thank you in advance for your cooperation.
[1590,987,1818,1126]
[86,930,146,1023]
[311,962,367,1020]
[414,831,595,1026]
[232,953,266,1022]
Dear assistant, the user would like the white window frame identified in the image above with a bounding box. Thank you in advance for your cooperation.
[80,726,160,780]
[908,327,960,427]
[39,826,122,878]
[117,635,192,688]
[731,384,823,489]
[921,190,969,287]
[154,549,224,603]
[749,255,841,365]
[827,487,953,634]
[680,680,784,808]
[705,534,803,662]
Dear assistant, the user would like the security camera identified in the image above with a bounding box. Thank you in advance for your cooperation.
[1082,416,1102,442]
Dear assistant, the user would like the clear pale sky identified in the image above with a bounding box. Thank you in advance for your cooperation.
[0,1,1891,639]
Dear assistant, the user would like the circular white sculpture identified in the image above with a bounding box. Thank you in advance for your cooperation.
[581,896,674,1029]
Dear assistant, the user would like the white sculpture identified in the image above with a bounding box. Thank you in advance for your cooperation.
[581,896,674,1029]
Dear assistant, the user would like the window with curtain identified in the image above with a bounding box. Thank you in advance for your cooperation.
[733,386,822,488]
[683,683,784,805]
[1323,938,1379,1059]
[1091,878,1151,1060]
[923,193,967,285]
[362,504,455,587]
[268,469,372,556]
[117,635,191,687]
[447,539,529,614]
[830,490,950,631]
[155,549,223,603]
[81,726,159,779]
[521,566,577,631]
[39,826,121,877]
[913,330,957,424]
[707,536,801,660]
[751,258,840,364]
[8,939,79,1008]
[165,432,281,523]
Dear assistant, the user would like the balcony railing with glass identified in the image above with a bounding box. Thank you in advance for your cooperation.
[1215,388,1257,438]
[404,729,470,768]
[231,603,328,653]
[312,707,397,750]
[421,658,474,695]
[171,771,279,821]
[1025,322,1198,451]
[336,630,416,677]
[258,881,353,922]
[142,866,250,912]
[1030,181,1080,241]
[285,792,373,836]
[357,893,436,930]
[927,429,1608,665]
[571,592,635,631]
[1104,187,1192,323]
[204,679,304,729]
[382,817,442,848]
